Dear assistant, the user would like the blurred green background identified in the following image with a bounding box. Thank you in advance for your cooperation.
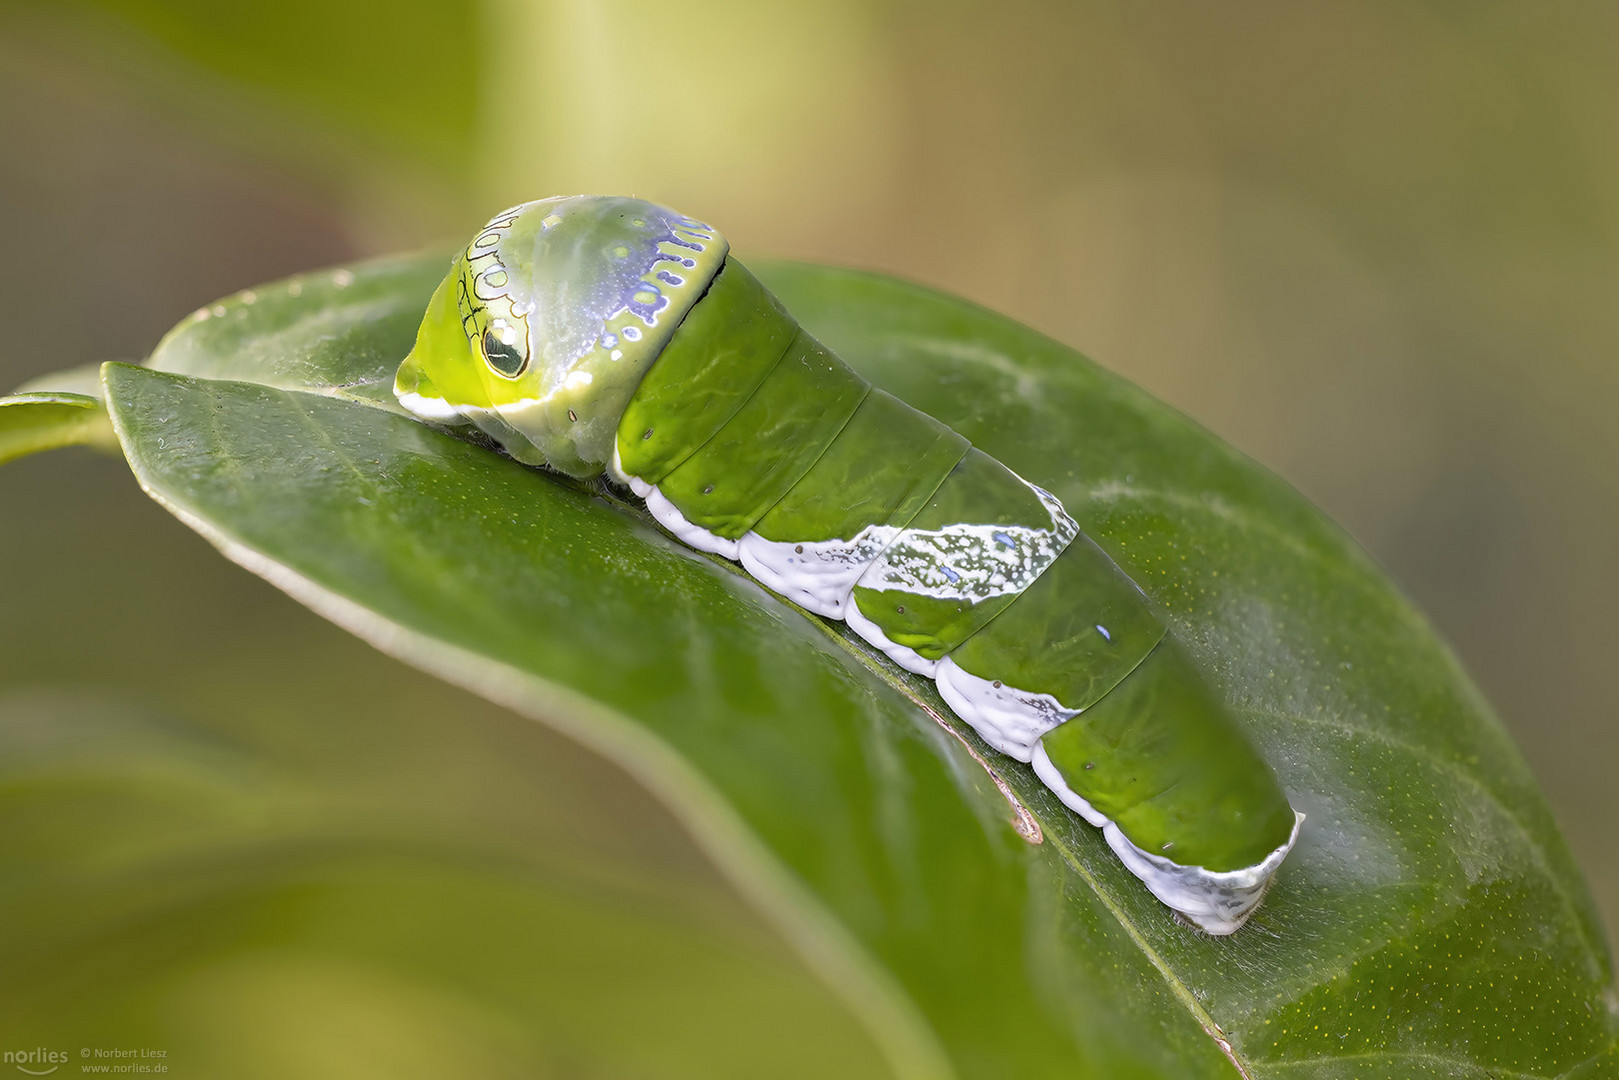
[3,0,1616,1073]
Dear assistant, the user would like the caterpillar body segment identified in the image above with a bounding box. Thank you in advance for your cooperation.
[394,195,1303,934]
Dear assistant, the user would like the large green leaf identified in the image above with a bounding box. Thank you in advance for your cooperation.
[74,252,1619,1077]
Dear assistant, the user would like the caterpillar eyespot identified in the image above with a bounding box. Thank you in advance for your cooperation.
[393,194,1303,935]
[480,325,526,377]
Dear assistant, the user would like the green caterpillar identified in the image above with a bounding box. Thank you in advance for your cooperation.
[395,195,1303,934]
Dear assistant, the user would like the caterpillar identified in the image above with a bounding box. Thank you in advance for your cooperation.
[394,195,1304,934]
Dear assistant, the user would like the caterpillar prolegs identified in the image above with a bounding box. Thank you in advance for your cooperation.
[394,195,1304,934]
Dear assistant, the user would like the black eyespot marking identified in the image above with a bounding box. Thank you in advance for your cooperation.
[481,327,527,377]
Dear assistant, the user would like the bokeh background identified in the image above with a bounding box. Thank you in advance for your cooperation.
[3,1,1616,1074]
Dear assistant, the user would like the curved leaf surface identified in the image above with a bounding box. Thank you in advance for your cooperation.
[0,391,115,465]
[95,253,1617,1079]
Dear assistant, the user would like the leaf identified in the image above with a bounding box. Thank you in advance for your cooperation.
[0,686,892,1079]
[0,391,117,465]
[87,252,1618,1079]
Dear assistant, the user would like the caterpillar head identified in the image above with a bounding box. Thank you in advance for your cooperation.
[395,195,727,477]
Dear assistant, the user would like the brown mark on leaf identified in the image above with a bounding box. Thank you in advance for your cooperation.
[911,697,1041,844]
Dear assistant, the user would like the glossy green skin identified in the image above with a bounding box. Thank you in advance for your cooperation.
[1044,640,1301,869]
[619,258,1294,873]
[752,388,970,544]
[948,531,1163,713]
[850,448,1057,659]
[617,257,801,484]
[393,196,1295,875]
[652,328,869,538]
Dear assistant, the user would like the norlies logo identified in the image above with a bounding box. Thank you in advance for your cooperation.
[4,1047,67,1075]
